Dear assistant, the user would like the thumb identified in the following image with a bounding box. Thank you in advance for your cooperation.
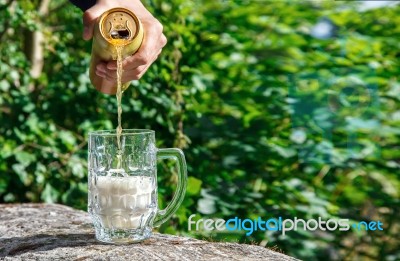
[82,5,106,40]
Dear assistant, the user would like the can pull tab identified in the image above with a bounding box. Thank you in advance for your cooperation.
[109,21,131,40]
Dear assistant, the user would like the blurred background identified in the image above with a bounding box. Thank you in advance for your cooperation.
[0,0,399,260]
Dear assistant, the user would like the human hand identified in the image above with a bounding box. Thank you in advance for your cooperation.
[83,0,167,91]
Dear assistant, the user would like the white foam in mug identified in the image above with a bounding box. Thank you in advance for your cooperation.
[92,175,156,229]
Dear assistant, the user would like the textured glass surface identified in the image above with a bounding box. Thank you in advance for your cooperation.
[88,129,187,244]
[88,130,157,243]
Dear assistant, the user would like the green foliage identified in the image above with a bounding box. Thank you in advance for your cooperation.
[0,0,399,260]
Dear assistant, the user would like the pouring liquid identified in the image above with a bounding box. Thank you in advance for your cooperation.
[115,44,124,169]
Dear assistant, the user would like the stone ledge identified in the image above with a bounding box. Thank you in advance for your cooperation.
[0,204,298,260]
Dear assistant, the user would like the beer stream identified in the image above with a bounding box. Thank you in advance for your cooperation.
[114,42,125,169]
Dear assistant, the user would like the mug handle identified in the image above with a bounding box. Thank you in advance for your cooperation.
[154,148,187,227]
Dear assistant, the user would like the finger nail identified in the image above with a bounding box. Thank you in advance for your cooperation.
[96,64,106,73]
[95,70,105,77]
[107,64,117,70]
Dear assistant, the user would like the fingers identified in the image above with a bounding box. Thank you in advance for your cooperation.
[95,62,108,78]
[125,50,160,80]
[82,4,109,40]
[125,29,167,70]
[95,50,161,83]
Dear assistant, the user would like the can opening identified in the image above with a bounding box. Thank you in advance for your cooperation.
[110,29,130,39]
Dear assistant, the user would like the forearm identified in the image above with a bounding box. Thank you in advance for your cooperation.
[69,0,96,11]
[69,0,148,13]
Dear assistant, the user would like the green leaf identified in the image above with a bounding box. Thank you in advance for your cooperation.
[15,151,36,167]
[187,176,202,196]
[59,131,76,149]
[41,183,60,204]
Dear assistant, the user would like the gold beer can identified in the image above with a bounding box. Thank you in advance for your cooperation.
[89,8,144,94]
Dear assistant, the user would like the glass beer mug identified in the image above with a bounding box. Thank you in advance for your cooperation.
[88,129,187,244]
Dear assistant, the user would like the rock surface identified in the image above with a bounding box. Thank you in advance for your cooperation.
[0,204,298,260]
